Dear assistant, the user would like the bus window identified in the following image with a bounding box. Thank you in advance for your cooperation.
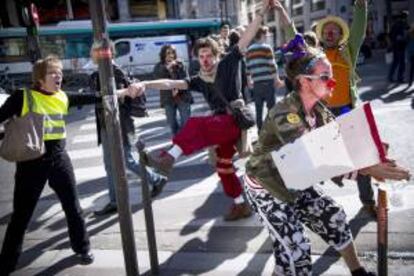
[65,36,91,59]
[40,35,66,58]
[0,38,29,63]
[115,41,130,58]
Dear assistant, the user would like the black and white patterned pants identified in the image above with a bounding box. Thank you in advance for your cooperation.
[244,177,353,276]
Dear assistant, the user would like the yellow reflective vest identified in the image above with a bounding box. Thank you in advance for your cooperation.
[21,89,68,141]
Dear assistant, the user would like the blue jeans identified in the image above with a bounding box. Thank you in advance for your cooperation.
[100,128,164,204]
[253,80,275,130]
[164,101,191,135]
[388,49,406,82]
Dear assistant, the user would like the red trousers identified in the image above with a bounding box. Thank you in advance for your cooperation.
[173,115,242,198]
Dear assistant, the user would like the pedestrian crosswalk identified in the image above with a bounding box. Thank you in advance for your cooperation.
[64,90,414,218]
[61,88,414,259]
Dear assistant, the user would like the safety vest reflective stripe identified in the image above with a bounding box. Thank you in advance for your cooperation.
[44,126,65,134]
[46,114,64,120]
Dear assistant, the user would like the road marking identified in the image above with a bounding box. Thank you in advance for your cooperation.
[79,123,96,131]
[68,147,102,160]
[71,133,98,144]
[75,165,106,181]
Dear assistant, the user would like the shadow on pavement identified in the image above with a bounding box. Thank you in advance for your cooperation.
[3,154,216,274]
[238,238,272,276]
[156,184,264,275]
[380,85,414,103]
[313,207,376,275]
[33,255,80,276]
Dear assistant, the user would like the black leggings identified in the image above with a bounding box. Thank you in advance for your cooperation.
[0,150,90,274]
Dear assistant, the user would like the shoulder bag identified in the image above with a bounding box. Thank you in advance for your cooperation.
[216,90,255,130]
[0,89,45,162]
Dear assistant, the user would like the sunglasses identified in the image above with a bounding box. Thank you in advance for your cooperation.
[301,73,336,89]
[302,73,333,82]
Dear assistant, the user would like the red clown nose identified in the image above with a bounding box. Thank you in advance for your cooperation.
[327,78,336,89]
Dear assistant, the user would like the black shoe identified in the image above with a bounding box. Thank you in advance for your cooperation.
[94,202,117,216]
[151,178,167,198]
[362,204,377,218]
[76,251,94,265]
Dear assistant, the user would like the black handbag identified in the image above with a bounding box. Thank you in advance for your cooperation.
[216,88,255,130]
[231,104,255,130]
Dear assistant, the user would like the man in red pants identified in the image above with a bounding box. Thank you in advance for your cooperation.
[131,0,277,220]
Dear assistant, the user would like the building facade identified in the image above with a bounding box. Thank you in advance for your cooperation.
[238,0,414,48]
[178,0,241,25]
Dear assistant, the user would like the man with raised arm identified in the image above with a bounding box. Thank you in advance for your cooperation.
[130,0,277,221]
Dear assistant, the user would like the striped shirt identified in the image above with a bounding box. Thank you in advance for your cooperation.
[246,42,277,83]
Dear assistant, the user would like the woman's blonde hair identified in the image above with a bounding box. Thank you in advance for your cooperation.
[32,55,63,87]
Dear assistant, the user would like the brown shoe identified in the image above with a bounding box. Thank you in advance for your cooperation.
[224,202,252,221]
[145,150,175,177]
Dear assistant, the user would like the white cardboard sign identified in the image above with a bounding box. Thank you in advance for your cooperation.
[271,103,385,190]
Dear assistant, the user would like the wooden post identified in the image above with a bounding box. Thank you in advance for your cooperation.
[377,188,388,276]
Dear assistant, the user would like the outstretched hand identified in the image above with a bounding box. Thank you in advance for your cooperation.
[127,82,146,98]
[360,161,411,182]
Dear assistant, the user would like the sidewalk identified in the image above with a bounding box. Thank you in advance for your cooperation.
[13,248,414,276]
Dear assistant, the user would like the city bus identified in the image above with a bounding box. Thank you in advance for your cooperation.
[0,18,221,77]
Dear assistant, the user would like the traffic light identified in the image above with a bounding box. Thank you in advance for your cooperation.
[21,2,41,63]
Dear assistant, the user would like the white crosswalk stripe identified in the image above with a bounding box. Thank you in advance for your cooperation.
[79,122,96,131]
[68,147,102,160]
[75,165,106,181]
[71,133,98,144]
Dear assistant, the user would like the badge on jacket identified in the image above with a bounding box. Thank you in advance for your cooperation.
[286,113,301,124]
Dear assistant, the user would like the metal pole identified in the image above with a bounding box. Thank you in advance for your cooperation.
[66,0,74,20]
[137,140,159,275]
[385,0,392,34]
[377,188,388,276]
[88,0,139,275]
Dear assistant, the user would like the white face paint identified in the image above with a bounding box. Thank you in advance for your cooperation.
[300,58,335,101]
[198,47,218,72]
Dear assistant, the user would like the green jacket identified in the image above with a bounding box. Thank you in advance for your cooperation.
[245,92,334,202]
[285,4,367,107]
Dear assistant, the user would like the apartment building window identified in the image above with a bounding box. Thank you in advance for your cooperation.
[311,0,325,12]
[267,10,275,22]
[248,12,253,23]
[292,6,303,16]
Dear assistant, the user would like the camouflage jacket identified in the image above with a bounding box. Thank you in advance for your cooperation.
[245,92,335,202]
